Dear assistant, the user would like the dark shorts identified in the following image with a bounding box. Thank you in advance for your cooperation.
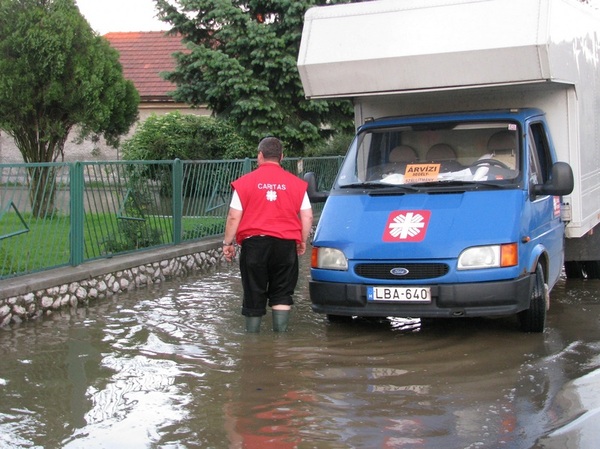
[239,236,299,317]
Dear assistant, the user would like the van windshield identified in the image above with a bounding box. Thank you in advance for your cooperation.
[336,122,520,188]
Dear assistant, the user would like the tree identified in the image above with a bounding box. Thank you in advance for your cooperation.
[154,0,355,156]
[0,0,139,215]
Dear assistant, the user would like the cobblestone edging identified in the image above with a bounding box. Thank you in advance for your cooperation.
[0,243,225,327]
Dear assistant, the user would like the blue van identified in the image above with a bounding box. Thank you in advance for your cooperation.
[306,109,573,332]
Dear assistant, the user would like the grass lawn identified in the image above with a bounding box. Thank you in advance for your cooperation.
[1,211,224,278]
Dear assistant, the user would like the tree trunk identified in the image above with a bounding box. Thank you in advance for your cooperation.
[11,125,69,218]
[27,165,57,218]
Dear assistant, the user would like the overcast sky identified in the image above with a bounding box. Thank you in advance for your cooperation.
[76,0,168,34]
[77,0,600,35]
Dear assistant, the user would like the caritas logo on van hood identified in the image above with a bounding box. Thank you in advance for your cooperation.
[383,210,430,242]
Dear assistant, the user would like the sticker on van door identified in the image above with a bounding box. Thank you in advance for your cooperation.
[383,210,430,242]
[553,196,561,218]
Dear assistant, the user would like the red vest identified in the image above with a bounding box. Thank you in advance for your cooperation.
[232,164,308,243]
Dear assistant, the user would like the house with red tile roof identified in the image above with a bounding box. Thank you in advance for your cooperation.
[94,31,209,157]
[106,31,182,103]
[0,31,209,162]
[104,31,209,119]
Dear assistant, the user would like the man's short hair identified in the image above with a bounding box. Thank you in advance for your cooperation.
[258,137,283,160]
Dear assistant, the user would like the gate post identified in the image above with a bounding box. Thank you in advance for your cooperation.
[172,159,183,244]
[70,162,84,266]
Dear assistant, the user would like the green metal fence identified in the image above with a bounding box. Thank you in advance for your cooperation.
[0,157,342,280]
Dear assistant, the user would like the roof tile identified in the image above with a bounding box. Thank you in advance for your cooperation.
[103,31,187,101]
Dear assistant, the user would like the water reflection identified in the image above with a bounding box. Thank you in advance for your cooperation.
[1,258,600,448]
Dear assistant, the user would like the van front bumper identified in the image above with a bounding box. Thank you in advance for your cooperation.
[309,276,533,318]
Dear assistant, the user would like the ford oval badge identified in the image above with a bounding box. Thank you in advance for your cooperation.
[390,267,409,276]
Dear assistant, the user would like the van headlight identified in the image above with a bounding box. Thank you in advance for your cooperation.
[311,247,348,270]
[458,243,517,270]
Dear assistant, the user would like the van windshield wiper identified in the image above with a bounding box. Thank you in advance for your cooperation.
[342,181,390,189]
[413,180,510,190]
[341,182,421,194]
[412,180,478,188]
[341,180,510,193]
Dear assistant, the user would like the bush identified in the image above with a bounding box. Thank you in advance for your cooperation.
[101,183,164,253]
[121,112,254,161]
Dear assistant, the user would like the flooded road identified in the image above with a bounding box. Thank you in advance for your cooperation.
[1,253,600,449]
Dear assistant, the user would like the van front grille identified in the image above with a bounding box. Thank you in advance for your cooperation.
[354,263,449,280]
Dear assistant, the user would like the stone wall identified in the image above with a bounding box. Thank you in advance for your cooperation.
[0,104,209,163]
[0,241,225,327]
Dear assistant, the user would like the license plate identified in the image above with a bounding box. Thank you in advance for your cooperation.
[367,286,431,302]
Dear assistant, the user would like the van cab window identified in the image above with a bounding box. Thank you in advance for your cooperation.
[336,122,521,188]
[528,122,552,185]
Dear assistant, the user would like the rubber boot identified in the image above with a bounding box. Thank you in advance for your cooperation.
[245,316,262,333]
[272,310,290,332]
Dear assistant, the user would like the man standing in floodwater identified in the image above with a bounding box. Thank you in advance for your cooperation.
[222,137,313,333]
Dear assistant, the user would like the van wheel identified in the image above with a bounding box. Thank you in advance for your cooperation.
[327,314,353,323]
[583,261,600,279]
[564,261,585,279]
[519,263,547,333]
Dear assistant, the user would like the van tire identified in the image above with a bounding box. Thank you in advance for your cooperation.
[519,263,547,333]
[564,261,585,279]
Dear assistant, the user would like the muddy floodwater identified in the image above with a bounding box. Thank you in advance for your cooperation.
[1,252,600,449]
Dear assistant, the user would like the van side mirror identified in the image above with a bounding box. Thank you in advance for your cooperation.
[533,162,574,197]
[303,172,329,203]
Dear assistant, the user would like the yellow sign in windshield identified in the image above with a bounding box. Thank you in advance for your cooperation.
[404,164,441,183]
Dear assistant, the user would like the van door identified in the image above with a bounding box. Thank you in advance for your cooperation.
[527,121,564,287]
